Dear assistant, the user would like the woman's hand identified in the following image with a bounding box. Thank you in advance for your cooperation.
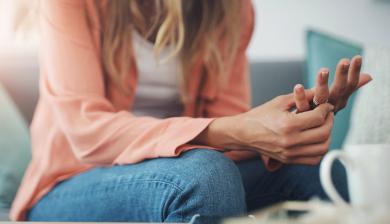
[294,68,330,112]
[195,94,334,165]
[328,56,372,112]
[298,56,372,114]
[295,56,372,114]
[194,56,371,165]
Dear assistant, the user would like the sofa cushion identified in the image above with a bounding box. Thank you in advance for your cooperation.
[0,82,31,209]
[305,30,363,149]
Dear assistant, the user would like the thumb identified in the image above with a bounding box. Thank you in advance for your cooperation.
[314,103,335,118]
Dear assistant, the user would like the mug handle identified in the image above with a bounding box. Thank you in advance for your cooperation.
[320,151,350,207]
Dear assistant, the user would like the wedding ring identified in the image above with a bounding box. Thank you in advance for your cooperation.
[313,98,320,106]
[310,99,318,110]
[311,98,328,109]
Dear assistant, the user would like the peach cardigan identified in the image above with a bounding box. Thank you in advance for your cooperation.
[11,0,278,220]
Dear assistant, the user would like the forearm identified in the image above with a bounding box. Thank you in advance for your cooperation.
[192,115,249,152]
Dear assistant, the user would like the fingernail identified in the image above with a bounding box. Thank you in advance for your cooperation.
[295,84,303,89]
[355,56,362,66]
[343,61,350,72]
[295,84,304,92]
[321,70,329,81]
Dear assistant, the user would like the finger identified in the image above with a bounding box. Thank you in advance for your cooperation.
[294,84,310,113]
[356,73,373,89]
[292,103,334,130]
[346,55,362,93]
[286,156,323,166]
[314,69,330,104]
[285,137,331,157]
[329,59,350,104]
[330,74,372,113]
[284,112,334,146]
[297,112,334,144]
[284,89,315,110]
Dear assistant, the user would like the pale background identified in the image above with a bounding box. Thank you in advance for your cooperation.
[1,0,389,61]
[249,0,390,61]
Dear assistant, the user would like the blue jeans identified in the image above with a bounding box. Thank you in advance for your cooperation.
[27,149,348,223]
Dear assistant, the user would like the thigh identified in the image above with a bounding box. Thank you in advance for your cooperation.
[236,157,349,212]
[28,163,185,222]
[27,149,246,222]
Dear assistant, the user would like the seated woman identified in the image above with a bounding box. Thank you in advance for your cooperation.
[11,0,371,223]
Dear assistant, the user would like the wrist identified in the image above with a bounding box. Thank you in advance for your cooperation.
[193,115,242,149]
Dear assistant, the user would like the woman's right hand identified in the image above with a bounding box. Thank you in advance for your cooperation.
[196,94,334,165]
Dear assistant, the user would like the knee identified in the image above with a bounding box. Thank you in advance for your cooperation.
[328,159,349,201]
[181,150,245,197]
[173,149,246,217]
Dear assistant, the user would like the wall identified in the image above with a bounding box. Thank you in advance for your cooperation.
[248,0,390,61]
[2,0,389,61]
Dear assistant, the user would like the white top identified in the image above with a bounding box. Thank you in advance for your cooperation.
[131,31,183,118]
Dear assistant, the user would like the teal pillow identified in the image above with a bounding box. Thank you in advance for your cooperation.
[0,83,31,209]
[305,30,362,149]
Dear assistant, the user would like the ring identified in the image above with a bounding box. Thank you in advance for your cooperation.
[310,98,326,109]
[313,98,320,106]
[310,98,328,109]
[310,99,318,110]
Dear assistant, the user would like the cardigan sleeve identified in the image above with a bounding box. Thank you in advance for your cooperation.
[39,0,214,165]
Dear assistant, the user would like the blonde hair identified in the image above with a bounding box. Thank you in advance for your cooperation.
[98,0,242,99]
[13,0,243,99]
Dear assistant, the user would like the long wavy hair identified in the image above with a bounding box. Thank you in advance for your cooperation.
[98,0,242,99]
[13,0,242,99]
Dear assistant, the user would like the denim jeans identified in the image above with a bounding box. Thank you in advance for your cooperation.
[27,149,348,223]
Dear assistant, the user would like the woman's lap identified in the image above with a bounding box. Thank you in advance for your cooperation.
[27,149,348,222]
[27,149,247,223]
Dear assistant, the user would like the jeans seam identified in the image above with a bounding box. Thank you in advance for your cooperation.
[161,180,195,223]
[159,181,185,222]
[48,177,185,200]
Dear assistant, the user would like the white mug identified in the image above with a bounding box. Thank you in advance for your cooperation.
[320,144,390,210]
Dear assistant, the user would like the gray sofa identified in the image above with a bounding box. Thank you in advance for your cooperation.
[0,50,303,220]
[0,209,9,221]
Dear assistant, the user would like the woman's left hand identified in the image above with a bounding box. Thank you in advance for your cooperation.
[295,55,372,113]
[327,55,372,112]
